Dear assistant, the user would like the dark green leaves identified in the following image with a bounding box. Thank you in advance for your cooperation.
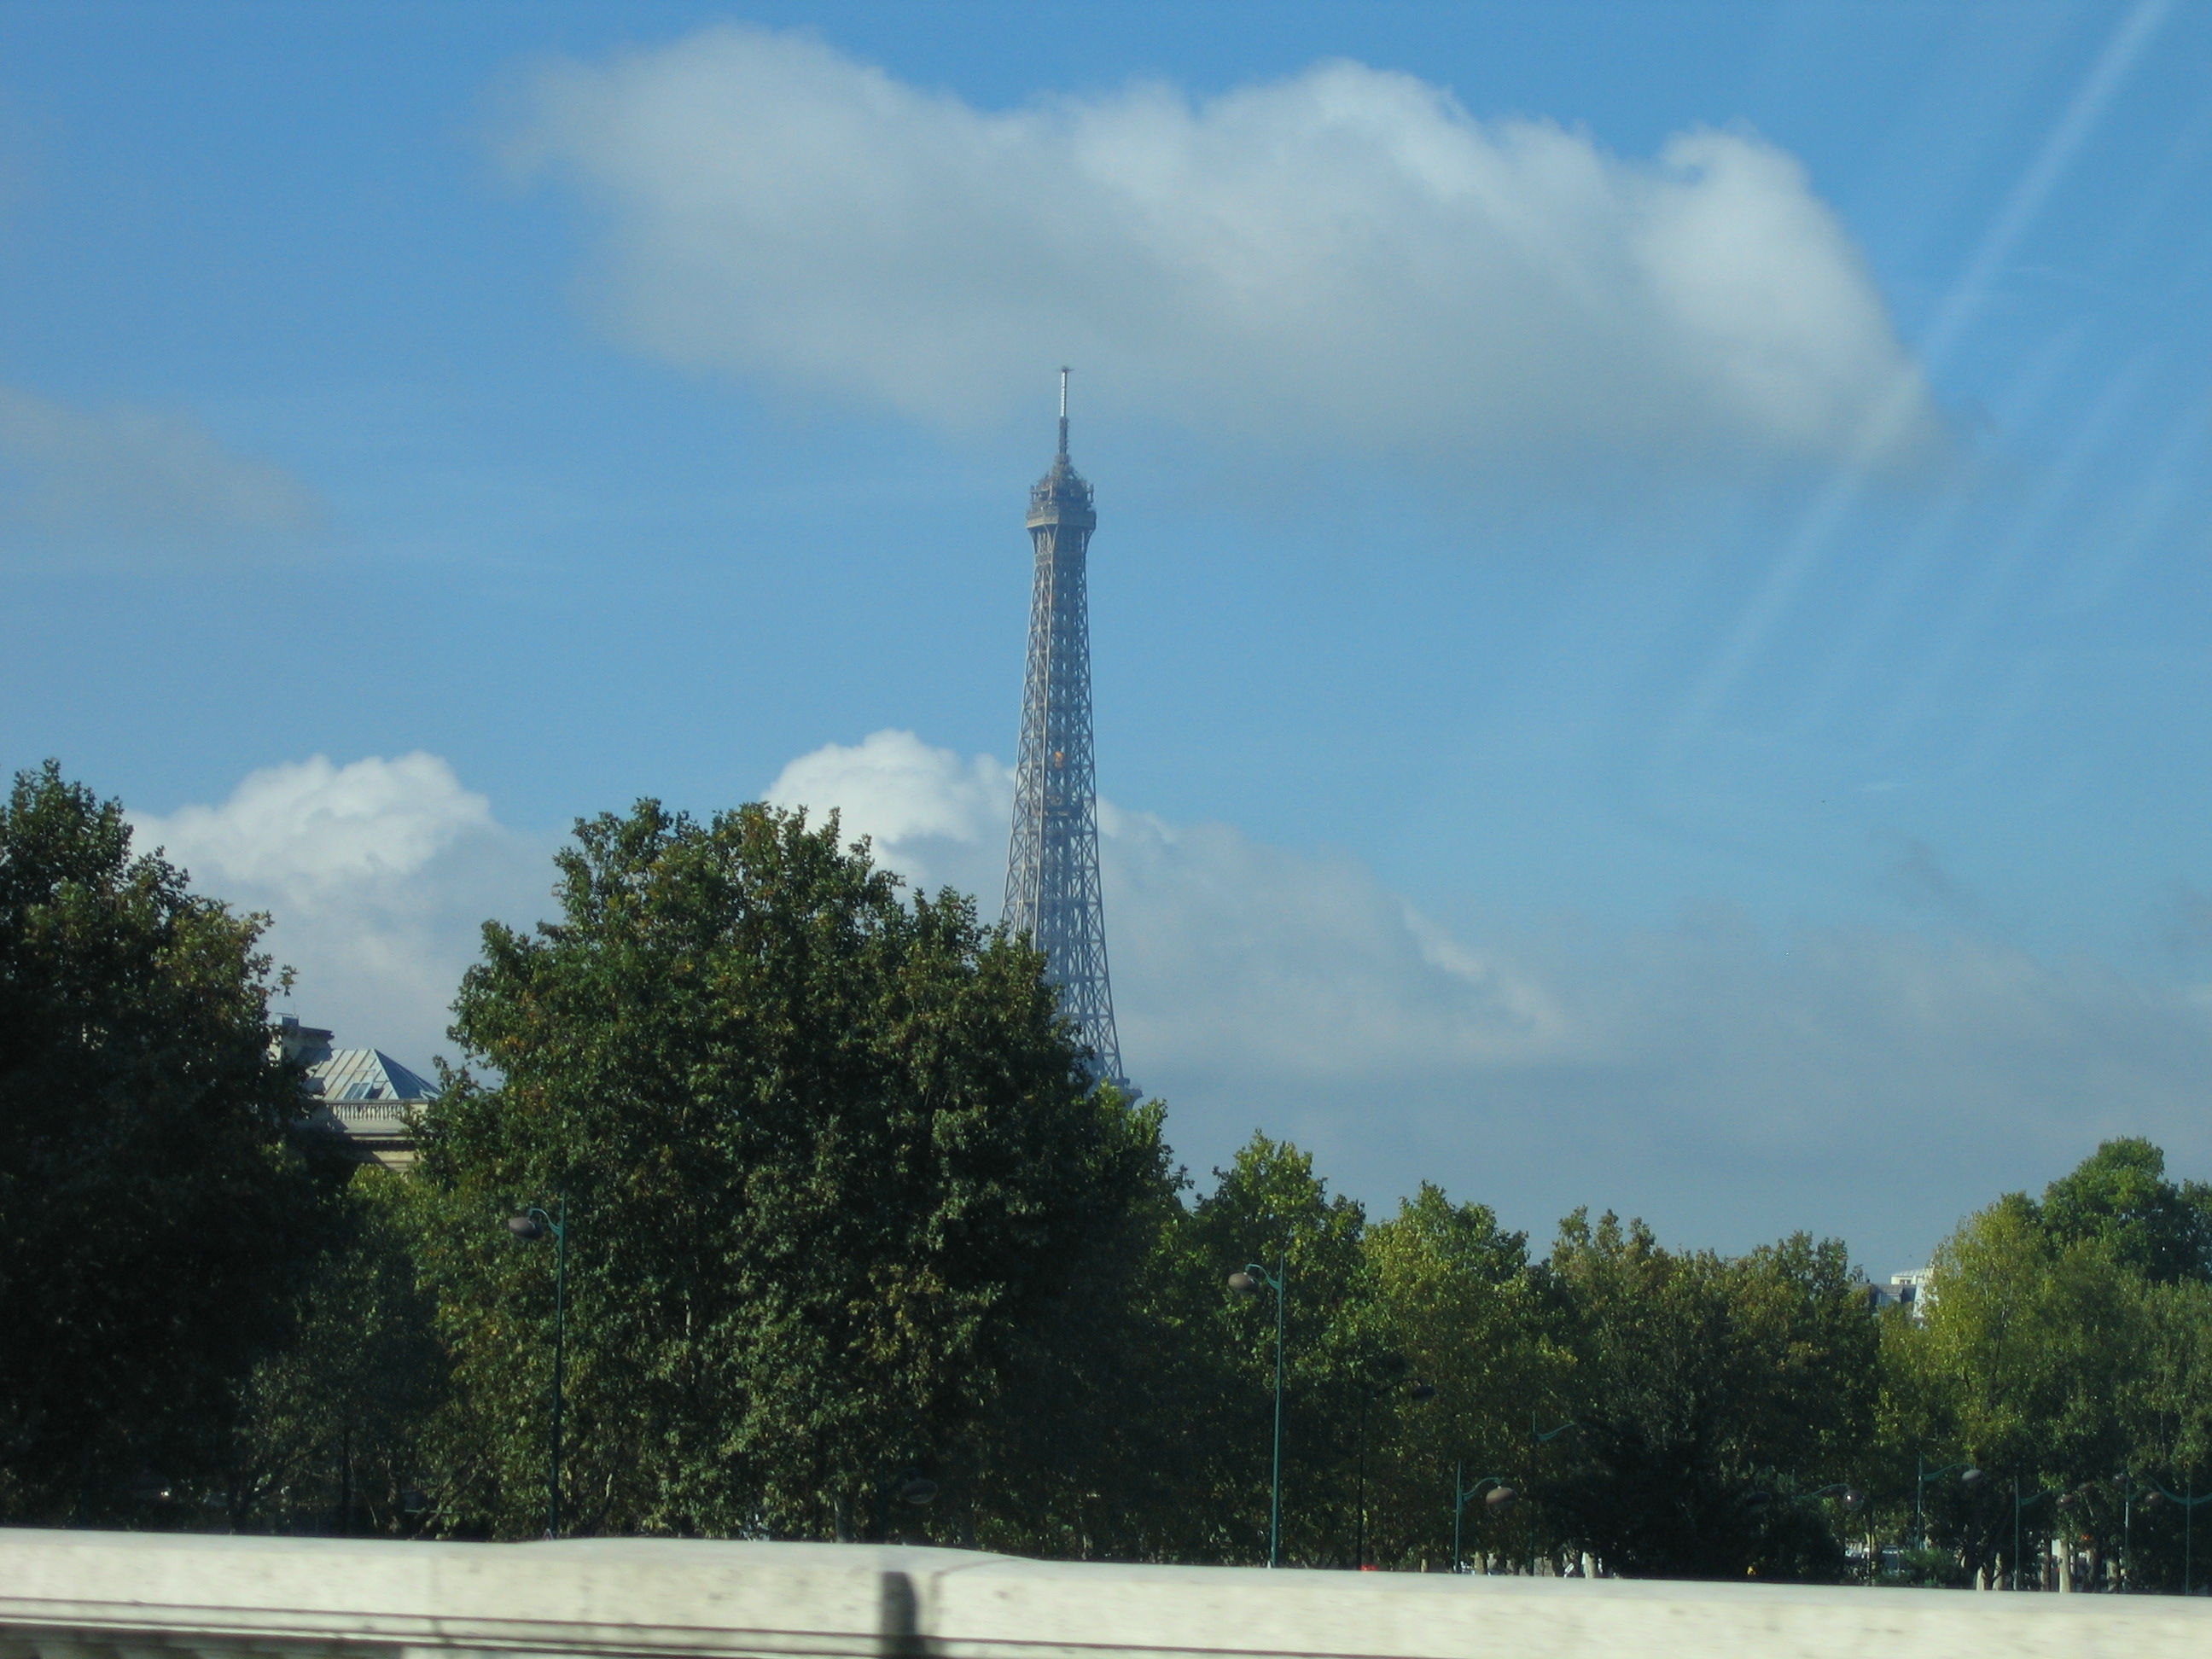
[0,761,328,1523]
[1540,1216,1875,1579]
[2039,1138,2212,1284]
[415,800,1166,1539]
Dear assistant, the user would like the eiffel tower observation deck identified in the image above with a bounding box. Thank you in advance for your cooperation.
[1004,370,1128,1091]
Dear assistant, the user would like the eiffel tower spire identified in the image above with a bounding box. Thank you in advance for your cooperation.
[1004,370,1126,1088]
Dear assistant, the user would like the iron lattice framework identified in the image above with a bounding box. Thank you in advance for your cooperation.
[1004,372,1126,1088]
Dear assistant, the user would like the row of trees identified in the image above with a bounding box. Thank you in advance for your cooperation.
[4,760,2210,1587]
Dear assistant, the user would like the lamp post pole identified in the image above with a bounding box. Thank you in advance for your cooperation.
[1229,1254,1288,1568]
[2146,1476,2212,1595]
[1803,1485,1868,1580]
[508,1196,568,1539]
[1452,1464,1516,1575]
[2011,1477,2056,1592]
[1528,1417,1577,1577]
[1917,1458,1981,1551]
[2121,1472,2132,1592]
[1355,1392,1365,1570]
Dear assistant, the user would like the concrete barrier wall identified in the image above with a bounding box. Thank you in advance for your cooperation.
[2,1528,2209,1659]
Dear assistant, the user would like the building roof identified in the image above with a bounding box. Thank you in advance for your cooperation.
[275,1014,430,1169]
[306,1046,436,1103]
[274,1015,435,1103]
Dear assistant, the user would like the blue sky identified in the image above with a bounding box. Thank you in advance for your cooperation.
[5,1,2211,1265]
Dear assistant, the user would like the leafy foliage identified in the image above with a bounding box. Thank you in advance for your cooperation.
[1357,1183,1565,1570]
[2040,1138,2212,1284]
[21,764,2212,1592]
[204,1171,447,1534]
[1894,1145,2212,1591]
[1181,1136,1383,1564]
[1538,1214,1876,1580]
[410,799,1170,1538]
[0,761,331,1523]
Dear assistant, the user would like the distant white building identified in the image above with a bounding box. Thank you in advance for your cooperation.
[276,1014,435,1170]
[1871,1267,1935,1320]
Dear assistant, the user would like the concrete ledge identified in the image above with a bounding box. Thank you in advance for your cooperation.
[1,1529,2209,1659]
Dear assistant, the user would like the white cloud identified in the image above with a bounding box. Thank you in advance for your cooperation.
[767,727,1007,855]
[0,381,320,560]
[131,755,547,1072]
[508,28,1943,476]
[769,731,2212,1260]
[137,754,494,893]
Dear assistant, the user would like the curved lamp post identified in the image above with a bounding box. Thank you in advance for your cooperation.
[2145,1476,2212,1596]
[1229,1254,1288,1568]
[1452,1464,1516,1574]
[2011,1476,2059,1592]
[888,1474,938,1540]
[1807,1482,1867,1528]
[1522,1417,1579,1574]
[2004,1477,2104,1592]
[1805,1484,1868,1580]
[1916,1458,1982,1550]
[507,1196,568,1539]
[2119,1471,2134,1592]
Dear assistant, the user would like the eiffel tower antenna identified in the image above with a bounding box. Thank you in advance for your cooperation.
[1004,369,1127,1089]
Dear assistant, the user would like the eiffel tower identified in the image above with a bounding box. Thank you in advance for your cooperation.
[1004,370,1127,1089]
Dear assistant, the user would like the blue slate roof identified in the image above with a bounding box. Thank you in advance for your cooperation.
[306,1046,436,1103]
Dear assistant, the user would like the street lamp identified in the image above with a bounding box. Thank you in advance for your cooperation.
[1229,1253,1288,1569]
[1452,1463,1516,1574]
[1803,1484,1868,1580]
[1522,1417,1579,1575]
[2145,1476,2212,1596]
[2011,1476,2057,1592]
[876,1473,939,1541]
[507,1196,568,1539]
[1915,1458,1982,1550]
[2119,1471,2134,1592]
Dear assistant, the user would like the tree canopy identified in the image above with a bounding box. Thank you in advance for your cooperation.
[2038,1137,2212,1284]
[1530,1214,1876,1580]
[411,798,1173,1538]
[0,761,329,1522]
[15,764,2212,1594]
[1890,1144,2212,1590]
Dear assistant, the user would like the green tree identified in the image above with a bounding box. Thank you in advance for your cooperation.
[205,1171,446,1534]
[2040,1138,2212,1284]
[1540,1213,1877,1580]
[962,1148,1204,1561]
[1361,1183,1569,1572]
[2129,1277,2212,1590]
[411,799,1168,1540]
[1866,1297,1965,1583]
[0,761,329,1522]
[1176,1134,1385,1567]
[1909,1196,2128,1585]
[1901,1146,2212,1592]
